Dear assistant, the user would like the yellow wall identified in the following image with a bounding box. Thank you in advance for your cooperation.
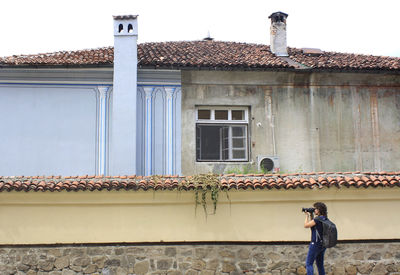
[0,188,399,244]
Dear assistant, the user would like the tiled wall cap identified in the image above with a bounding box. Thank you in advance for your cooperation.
[0,172,399,192]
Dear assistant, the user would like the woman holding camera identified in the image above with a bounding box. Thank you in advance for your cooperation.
[304,202,328,275]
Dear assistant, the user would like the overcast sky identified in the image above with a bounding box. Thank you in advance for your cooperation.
[0,0,399,57]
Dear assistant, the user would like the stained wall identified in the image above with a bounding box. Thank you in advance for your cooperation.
[181,70,400,174]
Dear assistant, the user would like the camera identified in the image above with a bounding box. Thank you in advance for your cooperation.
[302,207,315,213]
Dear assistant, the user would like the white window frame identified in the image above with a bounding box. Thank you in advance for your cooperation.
[195,106,249,162]
[196,106,249,123]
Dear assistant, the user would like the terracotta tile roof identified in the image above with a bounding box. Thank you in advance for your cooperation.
[0,172,399,192]
[0,47,114,66]
[0,41,399,71]
[288,48,400,71]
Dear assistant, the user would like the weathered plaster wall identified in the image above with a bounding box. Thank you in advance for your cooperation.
[1,242,399,275]
[181,71,400,174]
[0,188,399,245]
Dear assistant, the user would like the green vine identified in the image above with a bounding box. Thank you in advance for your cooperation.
[150,174,230,218]
[187,174,228,218]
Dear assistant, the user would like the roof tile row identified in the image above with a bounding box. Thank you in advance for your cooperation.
[0,172,399,192]
[1,41,399,71]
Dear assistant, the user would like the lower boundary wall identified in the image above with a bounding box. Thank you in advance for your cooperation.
[1,242,400,275]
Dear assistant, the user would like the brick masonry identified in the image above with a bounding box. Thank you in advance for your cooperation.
[0,242,399,275]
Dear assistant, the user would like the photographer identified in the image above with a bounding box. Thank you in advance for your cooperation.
[303,202,328,275]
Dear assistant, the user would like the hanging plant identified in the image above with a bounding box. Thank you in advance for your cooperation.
[186,174,229,218]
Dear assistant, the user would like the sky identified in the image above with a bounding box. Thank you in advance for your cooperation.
[0,0,399,58]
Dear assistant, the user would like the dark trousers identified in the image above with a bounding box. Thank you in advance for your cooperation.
[306,242,326,275]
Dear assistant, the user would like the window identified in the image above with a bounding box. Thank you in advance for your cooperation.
[196,107,249,161]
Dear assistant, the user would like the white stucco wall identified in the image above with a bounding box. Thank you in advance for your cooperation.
[110,16,138,175]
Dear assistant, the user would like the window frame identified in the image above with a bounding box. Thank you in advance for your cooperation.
[195,106,249,162]
[196,106,249,123]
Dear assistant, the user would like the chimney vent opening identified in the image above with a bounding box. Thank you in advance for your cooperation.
[269,11,289,57]
[128,24,133,33]
[118,24,124,33]
[269,12,288,23]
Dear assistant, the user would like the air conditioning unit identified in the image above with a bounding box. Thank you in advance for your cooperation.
[257,155,280,173]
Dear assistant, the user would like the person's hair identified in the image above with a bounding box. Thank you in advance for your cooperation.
[313,202,328,217]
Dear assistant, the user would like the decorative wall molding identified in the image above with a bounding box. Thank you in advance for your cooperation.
[0,68,180,85]
[137,85,181,176]
[0,68,113,85]
[144,87,155,176]
[96,86,111,175]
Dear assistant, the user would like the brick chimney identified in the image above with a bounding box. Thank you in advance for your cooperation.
[269,12,288,57]
[110,15,138,175]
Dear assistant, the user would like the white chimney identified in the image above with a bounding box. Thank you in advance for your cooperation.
[269,12,288,57]
[110,15,138,175]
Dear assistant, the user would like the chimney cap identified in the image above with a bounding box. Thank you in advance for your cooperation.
[203,31,214,41]
[268,11,288,22]
[113,15,138,20]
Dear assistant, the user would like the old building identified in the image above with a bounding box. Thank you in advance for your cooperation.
[1,13,399,177]
[0,12,400,275]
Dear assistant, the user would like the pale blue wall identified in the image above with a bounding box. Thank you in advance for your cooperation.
[136,85,182,176]
[0,69,181,177]
[0,84,102,176]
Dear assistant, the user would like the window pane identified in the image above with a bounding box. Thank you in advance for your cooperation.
[215,110,228,120]
[224,139,229,148]
[198,110,210,120]
[222,127,229,137]
[196,125,222,160]
[232,126,244,137]
[232,138,244,148]
[232,150,246,159]
[223,149,229,160]
[232,110,244,120]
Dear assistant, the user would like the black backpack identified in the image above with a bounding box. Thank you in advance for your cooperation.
[316,217,338,248]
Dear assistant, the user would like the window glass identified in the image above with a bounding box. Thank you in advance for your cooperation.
[232,110,244,120]
[195,107,248,162]
[223,149,229,160]
[215,110,228,120]
[198,109,211,120]
[232,150,246,159]
[196,125,221,160]
[232,126,244,137]
[232,138,244,148]
[196,125,247,161]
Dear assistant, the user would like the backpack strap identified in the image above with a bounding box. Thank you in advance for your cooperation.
[316,228,321,242]
[314,216,323,242]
